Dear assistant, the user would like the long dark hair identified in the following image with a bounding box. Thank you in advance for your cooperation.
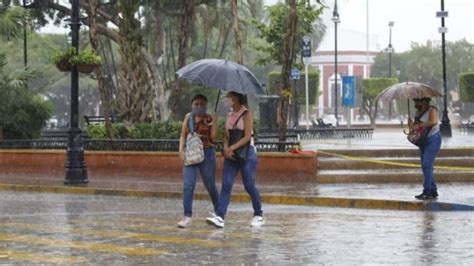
[191,93,208,103]
[228,91,247,106]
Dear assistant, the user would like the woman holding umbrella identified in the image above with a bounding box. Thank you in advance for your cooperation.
[206,91,264,228]
[408,97,442,200]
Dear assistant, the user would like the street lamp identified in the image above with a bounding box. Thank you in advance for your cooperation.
[64,0,88,184]
[332,0,340,127]
[437,0,452,137]
[387,21,394,121]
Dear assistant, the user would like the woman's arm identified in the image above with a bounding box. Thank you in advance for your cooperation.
[210,114,218,141]
[178,114,190,161]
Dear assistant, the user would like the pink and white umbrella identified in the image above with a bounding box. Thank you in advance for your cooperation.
[376,81,442,102]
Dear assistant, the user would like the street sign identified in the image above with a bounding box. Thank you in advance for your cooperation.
[438,27,448,33]
[301,35,312,65]
[436,11,449,18]
[291,68,300,80]
[342,76,356,107]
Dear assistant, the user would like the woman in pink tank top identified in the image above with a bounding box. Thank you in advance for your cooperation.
[206,91,264,228]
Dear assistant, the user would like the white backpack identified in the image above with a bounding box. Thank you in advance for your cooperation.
[184,114,205,166]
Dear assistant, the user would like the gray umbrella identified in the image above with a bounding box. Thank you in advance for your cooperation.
[176,59,266,95]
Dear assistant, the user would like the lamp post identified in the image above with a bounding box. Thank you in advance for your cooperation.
[437,0,452,137]
[387,21,394,121]
[64,0,88,184]
[22,0,27,67]
[332,0,340,127]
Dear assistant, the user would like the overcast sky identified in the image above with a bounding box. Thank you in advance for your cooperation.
[266,0,474,52]
[40,0,474,53]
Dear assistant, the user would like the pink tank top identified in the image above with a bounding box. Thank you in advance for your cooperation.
[225,107,254,146]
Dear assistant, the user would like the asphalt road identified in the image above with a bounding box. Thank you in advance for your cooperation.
[0,191,473,264]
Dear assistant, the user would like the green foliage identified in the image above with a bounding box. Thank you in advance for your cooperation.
[86,117,260,141]
[252,2,324,66]
[0,53,52,139]
[361,77,398,125]
[0,6,24,41]
[70,49,102,65]
[371,40,474,96]
[267,70,320,105]
[52,48,101,65]
[52,48,77,64]
[362,78,399,100]
[459,72,474,102]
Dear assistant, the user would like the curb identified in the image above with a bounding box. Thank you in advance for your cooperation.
[0,183,473,212]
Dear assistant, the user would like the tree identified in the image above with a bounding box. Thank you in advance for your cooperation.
[252,1,325,67]
[231,0,243,64]
[252,1,324,140]
[361,78,398,126]
[87,0,114,137]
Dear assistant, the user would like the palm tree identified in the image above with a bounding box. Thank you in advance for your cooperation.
[0,6,24,41]
[0,53,35,139]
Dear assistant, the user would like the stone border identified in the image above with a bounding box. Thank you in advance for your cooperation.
[0,183,472,212]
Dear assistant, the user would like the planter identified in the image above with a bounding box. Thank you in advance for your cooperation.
[77,63,98,74]
[55,59,72,72]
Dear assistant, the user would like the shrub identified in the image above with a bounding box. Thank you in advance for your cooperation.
[86,118,260,141]
[459,72,474,102]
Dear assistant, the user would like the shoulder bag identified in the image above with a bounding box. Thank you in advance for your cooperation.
[228,110,250,161]
[406,109,432,147]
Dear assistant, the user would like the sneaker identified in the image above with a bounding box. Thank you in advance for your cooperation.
[250,216,265,227]
[415,193,438,200]
[206,216,224,228]
[177,216,192,228]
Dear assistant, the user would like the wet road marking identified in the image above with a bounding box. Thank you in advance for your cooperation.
[0,232,166,256]
[69,216,289,241]
[0,248,88,264]
[1,222,224,248]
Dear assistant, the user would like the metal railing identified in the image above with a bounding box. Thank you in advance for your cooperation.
[0,139,298,153]
[259,127,374,140]
[459,123,474,133]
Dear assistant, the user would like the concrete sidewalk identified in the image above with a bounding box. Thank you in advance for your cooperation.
[1,174,473,212]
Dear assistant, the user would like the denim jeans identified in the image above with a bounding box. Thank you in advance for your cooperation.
[216,146,263,219]
[419,131,442,195]
[182,148,219,217]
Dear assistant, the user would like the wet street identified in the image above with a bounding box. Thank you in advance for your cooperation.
[0,191,472,264]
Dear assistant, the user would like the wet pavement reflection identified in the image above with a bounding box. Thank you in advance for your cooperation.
[0,191,473,264]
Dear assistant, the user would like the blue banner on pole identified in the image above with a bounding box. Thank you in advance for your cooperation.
[342,76,356,107]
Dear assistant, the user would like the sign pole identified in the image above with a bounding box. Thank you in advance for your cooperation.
[305,65,309,129]
[302,35,312,130]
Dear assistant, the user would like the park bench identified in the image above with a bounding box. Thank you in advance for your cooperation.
[83,115,117,125]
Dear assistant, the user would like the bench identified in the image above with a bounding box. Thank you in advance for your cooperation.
[311,118,334,128]
[84,115,117,125]
[40,130,88,140]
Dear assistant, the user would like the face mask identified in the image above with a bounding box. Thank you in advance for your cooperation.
[192,106,207,116]
[223,97,233,109]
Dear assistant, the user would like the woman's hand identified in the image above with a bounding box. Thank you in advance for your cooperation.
[179,151,185,162]
[211,114,218,123]
[223,147,235,160]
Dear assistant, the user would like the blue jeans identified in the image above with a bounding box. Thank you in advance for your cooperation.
[182,148,219,217]
[216,146,263,219]
[419,131,442,195]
